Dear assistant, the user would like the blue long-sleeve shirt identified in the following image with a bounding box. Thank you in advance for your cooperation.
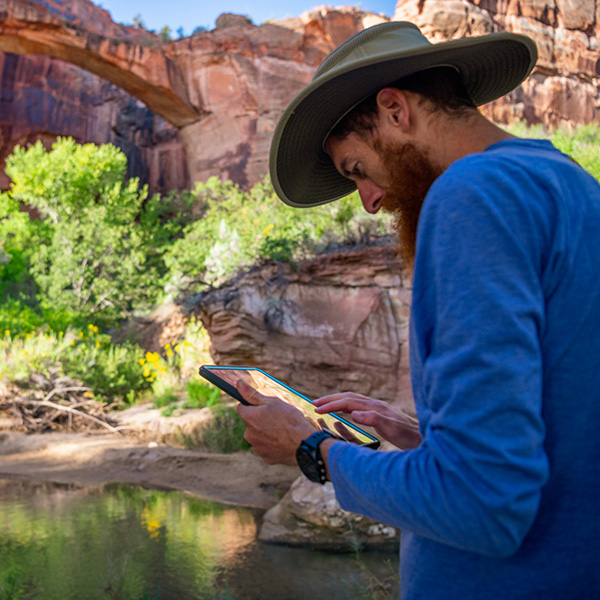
[328,139,600,599]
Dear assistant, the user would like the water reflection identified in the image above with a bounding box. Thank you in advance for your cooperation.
[0,479,398,600]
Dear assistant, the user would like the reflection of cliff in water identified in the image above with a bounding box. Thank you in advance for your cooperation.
[0,478,399,600]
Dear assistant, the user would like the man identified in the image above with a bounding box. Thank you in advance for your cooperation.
[237,21,600,599]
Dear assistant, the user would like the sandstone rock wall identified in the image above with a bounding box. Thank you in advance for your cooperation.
[189,242,414,410]
[1,0,598,192]
[0,51,187,192]
[0,0,187,193]
[163,9,385,187]
[394,0,600,126]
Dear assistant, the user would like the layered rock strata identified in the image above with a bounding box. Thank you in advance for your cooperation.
[1,0,598,192]
[394,0,600,126]
[190,241,414,411]
[0,51,187,192]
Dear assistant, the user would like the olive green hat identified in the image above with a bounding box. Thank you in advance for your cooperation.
[269,21,537,207]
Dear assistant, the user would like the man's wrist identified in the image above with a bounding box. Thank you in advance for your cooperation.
[317,436,337,482]
[296,431,339,484]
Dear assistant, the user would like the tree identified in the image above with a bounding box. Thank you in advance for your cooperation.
[159,25,172,42]
[4,138,166,327]
[0,191,36,300]
[132,14,146,29]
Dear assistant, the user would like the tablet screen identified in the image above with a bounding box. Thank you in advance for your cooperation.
[200,366,380,448]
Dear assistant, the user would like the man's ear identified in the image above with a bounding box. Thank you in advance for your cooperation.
[376,88,411,132]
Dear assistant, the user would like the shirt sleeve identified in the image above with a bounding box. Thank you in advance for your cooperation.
[328,156,552,558]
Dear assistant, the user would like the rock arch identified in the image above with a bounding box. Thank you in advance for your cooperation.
[0,0,203,127]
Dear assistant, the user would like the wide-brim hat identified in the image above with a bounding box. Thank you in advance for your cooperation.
[269,21,538,208]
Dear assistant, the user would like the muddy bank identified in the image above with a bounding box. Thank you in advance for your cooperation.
[0,431,299,509]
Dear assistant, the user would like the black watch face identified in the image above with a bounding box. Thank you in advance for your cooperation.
[296,447,321,483]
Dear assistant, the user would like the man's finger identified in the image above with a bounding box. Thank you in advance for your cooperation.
[236,380,268,406]
[313,393,358,407]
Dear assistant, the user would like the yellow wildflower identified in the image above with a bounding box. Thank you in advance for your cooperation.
[145,351,160,365]
[4,330,9,336]
[263,223,274,236]
[139,358,146,366]
[166,349,174,357]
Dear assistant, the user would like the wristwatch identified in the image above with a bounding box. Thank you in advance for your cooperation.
[296,430,337,484]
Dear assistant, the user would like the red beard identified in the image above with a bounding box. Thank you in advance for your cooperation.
[379,141,443,269]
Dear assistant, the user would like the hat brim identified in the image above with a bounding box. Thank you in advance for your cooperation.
[270,32,537,208]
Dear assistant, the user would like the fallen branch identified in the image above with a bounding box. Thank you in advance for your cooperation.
[8,397,121,434]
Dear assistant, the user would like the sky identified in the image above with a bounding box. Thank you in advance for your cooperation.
[95,0,398,37]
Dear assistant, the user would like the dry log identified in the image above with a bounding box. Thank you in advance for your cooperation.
[0,374,121,434]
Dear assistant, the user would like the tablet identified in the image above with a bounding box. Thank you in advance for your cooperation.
[199,365,380,449]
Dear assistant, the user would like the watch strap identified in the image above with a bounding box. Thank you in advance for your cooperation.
[297,430,336,484]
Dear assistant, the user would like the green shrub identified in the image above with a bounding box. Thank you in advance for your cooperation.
[63,332,151,404]
[506,122,600,182]
[1,328,71,382]
[0,298,44,336]
[164,176,392,294]
[2,138,170,328]
[0,325,150,406]
[184,379,221,409]
[0,192,36,301]
[196,404,250,453]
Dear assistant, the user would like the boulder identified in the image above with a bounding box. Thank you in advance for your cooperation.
[259,475,399,550]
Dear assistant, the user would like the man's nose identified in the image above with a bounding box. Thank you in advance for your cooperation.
[357,180,384,214]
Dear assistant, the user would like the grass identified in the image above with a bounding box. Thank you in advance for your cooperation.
[184,404,250,453]
[183,378,221,409]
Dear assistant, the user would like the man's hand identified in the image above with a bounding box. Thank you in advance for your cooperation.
[236,381,317,465]
[313,392,421,450]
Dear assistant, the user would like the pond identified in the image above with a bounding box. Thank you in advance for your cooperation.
[0,478,399,600]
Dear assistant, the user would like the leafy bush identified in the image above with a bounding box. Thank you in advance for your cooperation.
[184,379,221,409]
[2,138,172,328]
[0,325,150,405]
[146,317,215,411]
[0,192,35,301]
[195,404,250,453]
[506,122,600,181]
[62,328,151,403]
[164,176,392,293]
[0,298,45,336]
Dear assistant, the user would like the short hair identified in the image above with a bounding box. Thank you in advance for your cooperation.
[329,66,477,140]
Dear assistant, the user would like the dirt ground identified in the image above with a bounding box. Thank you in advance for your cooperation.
[0,430,300,509]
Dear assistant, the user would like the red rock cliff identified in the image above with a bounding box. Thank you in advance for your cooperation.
[0,0,598,192]
[191,242,414,410]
